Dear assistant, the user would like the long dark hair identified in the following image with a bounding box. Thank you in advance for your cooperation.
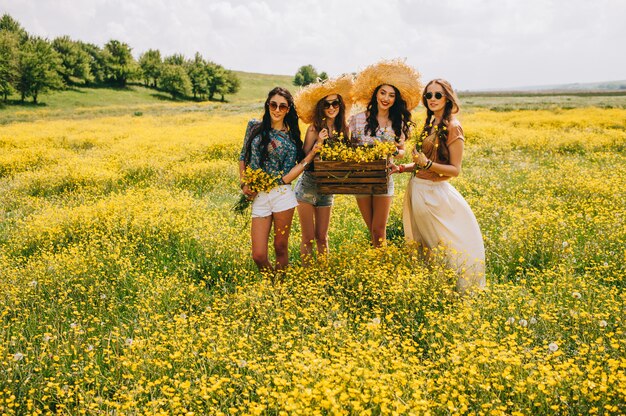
[312,94,349,142]
[421,79,460,164]
[244,87,303,167]
[365,84,412,142]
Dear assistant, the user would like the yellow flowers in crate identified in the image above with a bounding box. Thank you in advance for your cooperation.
[319,139,397,163]
[232,166,280,215]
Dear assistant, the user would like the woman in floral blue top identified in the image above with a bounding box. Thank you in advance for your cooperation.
[239,87,320,277]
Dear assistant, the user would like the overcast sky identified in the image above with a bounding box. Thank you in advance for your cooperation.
[2,0,625,90]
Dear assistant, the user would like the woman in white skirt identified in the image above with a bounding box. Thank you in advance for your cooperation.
[392,79,486,293]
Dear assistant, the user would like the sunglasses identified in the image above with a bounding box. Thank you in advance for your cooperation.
[424,92,444,100]
[323,99,341,109]
[268,101,290,112]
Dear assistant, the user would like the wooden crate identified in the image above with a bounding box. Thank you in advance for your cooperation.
[311,158,389,194]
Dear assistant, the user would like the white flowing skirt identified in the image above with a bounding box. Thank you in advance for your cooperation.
[402,176,486,292]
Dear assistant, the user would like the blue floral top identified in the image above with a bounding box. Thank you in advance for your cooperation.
[238,119,298,183]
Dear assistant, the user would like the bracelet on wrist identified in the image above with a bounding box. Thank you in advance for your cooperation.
[398,164,405,173]
[425,160,433,170]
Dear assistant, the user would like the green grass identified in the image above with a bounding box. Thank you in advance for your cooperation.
[230,71,294,103]
[459,91,626,111]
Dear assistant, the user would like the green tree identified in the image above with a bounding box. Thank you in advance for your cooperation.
[319,71,328,81]
[52,36,93,85]
[206,62,226,101]
[103,40,136,86]
[16,36,64,103]
[79,42,107,85]
[0,31,19,101]
[164,54,185,66]
[138,49,162,87]
[160,64,191,99]
[0,14,28,43]
[293,64,319,86]
[219,70,240,102]
[187,52,209,99]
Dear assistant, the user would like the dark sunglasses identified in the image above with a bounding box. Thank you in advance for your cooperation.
[424,92,444,100]
[268,101,290,112]
[323,99,341,109]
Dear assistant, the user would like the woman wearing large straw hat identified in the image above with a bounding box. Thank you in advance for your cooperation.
[294,75,353,264]
[350,59,422,247]
[393,79,486,293]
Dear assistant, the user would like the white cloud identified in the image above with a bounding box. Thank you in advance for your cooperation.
[1,0,624,89]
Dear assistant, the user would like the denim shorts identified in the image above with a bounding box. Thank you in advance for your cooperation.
[294,171,334,207]
[355,175,395,198]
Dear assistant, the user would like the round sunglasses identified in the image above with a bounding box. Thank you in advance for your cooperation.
[268,101,290,112]
[424,92,444,100]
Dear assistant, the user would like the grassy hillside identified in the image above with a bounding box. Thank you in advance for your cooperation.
[2,72,626,125]
[230,71,295,102]
[494,79,626,92]
[0,71,295,124]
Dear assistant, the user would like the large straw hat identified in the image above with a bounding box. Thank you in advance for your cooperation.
[352,59,423,111]
[294,74,354,124]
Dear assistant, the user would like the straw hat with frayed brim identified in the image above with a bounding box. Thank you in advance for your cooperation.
[352,59,423,111]
[294,75,355,124]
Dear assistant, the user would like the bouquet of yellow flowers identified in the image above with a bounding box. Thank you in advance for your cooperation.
[318,140,397,163]
[412,122,445,153]
[233,166,280,215]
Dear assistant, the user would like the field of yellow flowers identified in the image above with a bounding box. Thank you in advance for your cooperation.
[1,106,625,415]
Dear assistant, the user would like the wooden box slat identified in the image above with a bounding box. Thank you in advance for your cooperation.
[313,158,389,195]
[318,184,388,195]
[316,177,387,184]
[310,170,387,179]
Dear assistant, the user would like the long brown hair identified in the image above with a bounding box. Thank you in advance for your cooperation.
[244,87,304,167]
[365,84,412,142]
[421,79,460,164]
[312,94,349,142]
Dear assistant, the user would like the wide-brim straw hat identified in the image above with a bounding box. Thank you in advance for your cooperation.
[294,74,355,124]
[352,59,423,111]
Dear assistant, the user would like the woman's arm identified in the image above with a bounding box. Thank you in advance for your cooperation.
[281,142,322,184]
[303,125,324,153]
[394,139,405,159]
[412,139,464,177]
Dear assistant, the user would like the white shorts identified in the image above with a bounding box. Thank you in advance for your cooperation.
[251,185,298,218]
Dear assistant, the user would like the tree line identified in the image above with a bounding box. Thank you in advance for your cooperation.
[0,14,240,104]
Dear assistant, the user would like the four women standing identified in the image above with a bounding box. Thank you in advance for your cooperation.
[238,63,486,292]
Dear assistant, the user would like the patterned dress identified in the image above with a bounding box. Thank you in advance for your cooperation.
[239,119,298,184]
[348,112,405,196]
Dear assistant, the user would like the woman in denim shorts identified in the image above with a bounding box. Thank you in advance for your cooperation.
[293,75,353,264]
[239,87,320,276]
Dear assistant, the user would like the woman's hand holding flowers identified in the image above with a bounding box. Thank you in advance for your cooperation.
[413,151,429,168]
[318,128,329,142]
